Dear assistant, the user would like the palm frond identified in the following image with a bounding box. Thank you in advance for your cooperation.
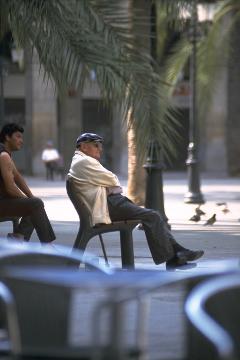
[5,0,188,162]
[153,0,240,147]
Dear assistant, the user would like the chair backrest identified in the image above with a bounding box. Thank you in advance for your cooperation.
[0,268,143,359]
[0,243,111,273]
[0,250,80,268]
[0,281,21,356]
[185,272,240,360]
[1,273,74,357]
[66,178,92,229]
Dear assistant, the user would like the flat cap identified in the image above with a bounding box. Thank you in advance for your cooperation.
[76,132,103,146]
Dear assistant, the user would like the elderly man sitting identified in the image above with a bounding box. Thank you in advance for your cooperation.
[67,132,204,268]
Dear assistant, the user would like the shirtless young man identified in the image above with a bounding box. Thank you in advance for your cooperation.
[0,123,55,243]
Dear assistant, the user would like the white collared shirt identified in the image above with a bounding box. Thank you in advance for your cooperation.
[42,148,60,162]
[68,150,121,225]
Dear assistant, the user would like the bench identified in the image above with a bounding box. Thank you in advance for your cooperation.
[66,178,140,269]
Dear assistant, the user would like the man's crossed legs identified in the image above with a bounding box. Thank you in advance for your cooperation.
[107,194,204,268]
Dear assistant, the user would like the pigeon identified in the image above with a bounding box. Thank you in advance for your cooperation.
[216,202,227,206]
[203,214,216,226]
[195,205,206,216]
[189,214,201,222]
[222,205,230,214]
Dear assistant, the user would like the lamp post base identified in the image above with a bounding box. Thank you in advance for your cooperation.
[184,143,205,204]
[184,167,205,203]
[184,191,205,204]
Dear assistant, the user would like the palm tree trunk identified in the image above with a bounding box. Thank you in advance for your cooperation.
[127,126,146,205]
[126,0,151,205]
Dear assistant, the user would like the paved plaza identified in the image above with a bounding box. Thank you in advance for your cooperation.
[6,171,238,270]
[0,171,239,359]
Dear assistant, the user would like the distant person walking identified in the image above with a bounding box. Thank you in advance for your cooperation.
[0,123,56,244]
[41,140,60,181]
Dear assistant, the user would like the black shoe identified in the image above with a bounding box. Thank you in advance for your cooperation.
[7,233,25,244]
[166,253,188,268]
[176,249,204,262]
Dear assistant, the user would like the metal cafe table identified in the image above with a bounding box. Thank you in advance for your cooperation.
[0,267,184,360]
[1,259,239,360]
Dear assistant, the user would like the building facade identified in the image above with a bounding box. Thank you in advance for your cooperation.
[1,50,128,177]
[1,14,240,178]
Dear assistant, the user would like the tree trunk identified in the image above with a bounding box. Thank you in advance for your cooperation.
[127,0,150,205]
[127,126,146,205]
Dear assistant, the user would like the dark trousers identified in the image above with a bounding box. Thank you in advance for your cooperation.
[107,194,177,264]
[45,161,57,181]
[0,197,55,243]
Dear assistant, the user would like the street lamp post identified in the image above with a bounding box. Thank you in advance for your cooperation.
[184,0,205,204]
[143,3,169,227]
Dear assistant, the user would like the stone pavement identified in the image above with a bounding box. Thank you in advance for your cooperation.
[0,172,239,359]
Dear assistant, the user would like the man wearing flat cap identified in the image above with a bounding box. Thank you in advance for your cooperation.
[67,132,204,268]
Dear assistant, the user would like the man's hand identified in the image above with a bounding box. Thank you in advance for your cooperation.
[107,186,123,195]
